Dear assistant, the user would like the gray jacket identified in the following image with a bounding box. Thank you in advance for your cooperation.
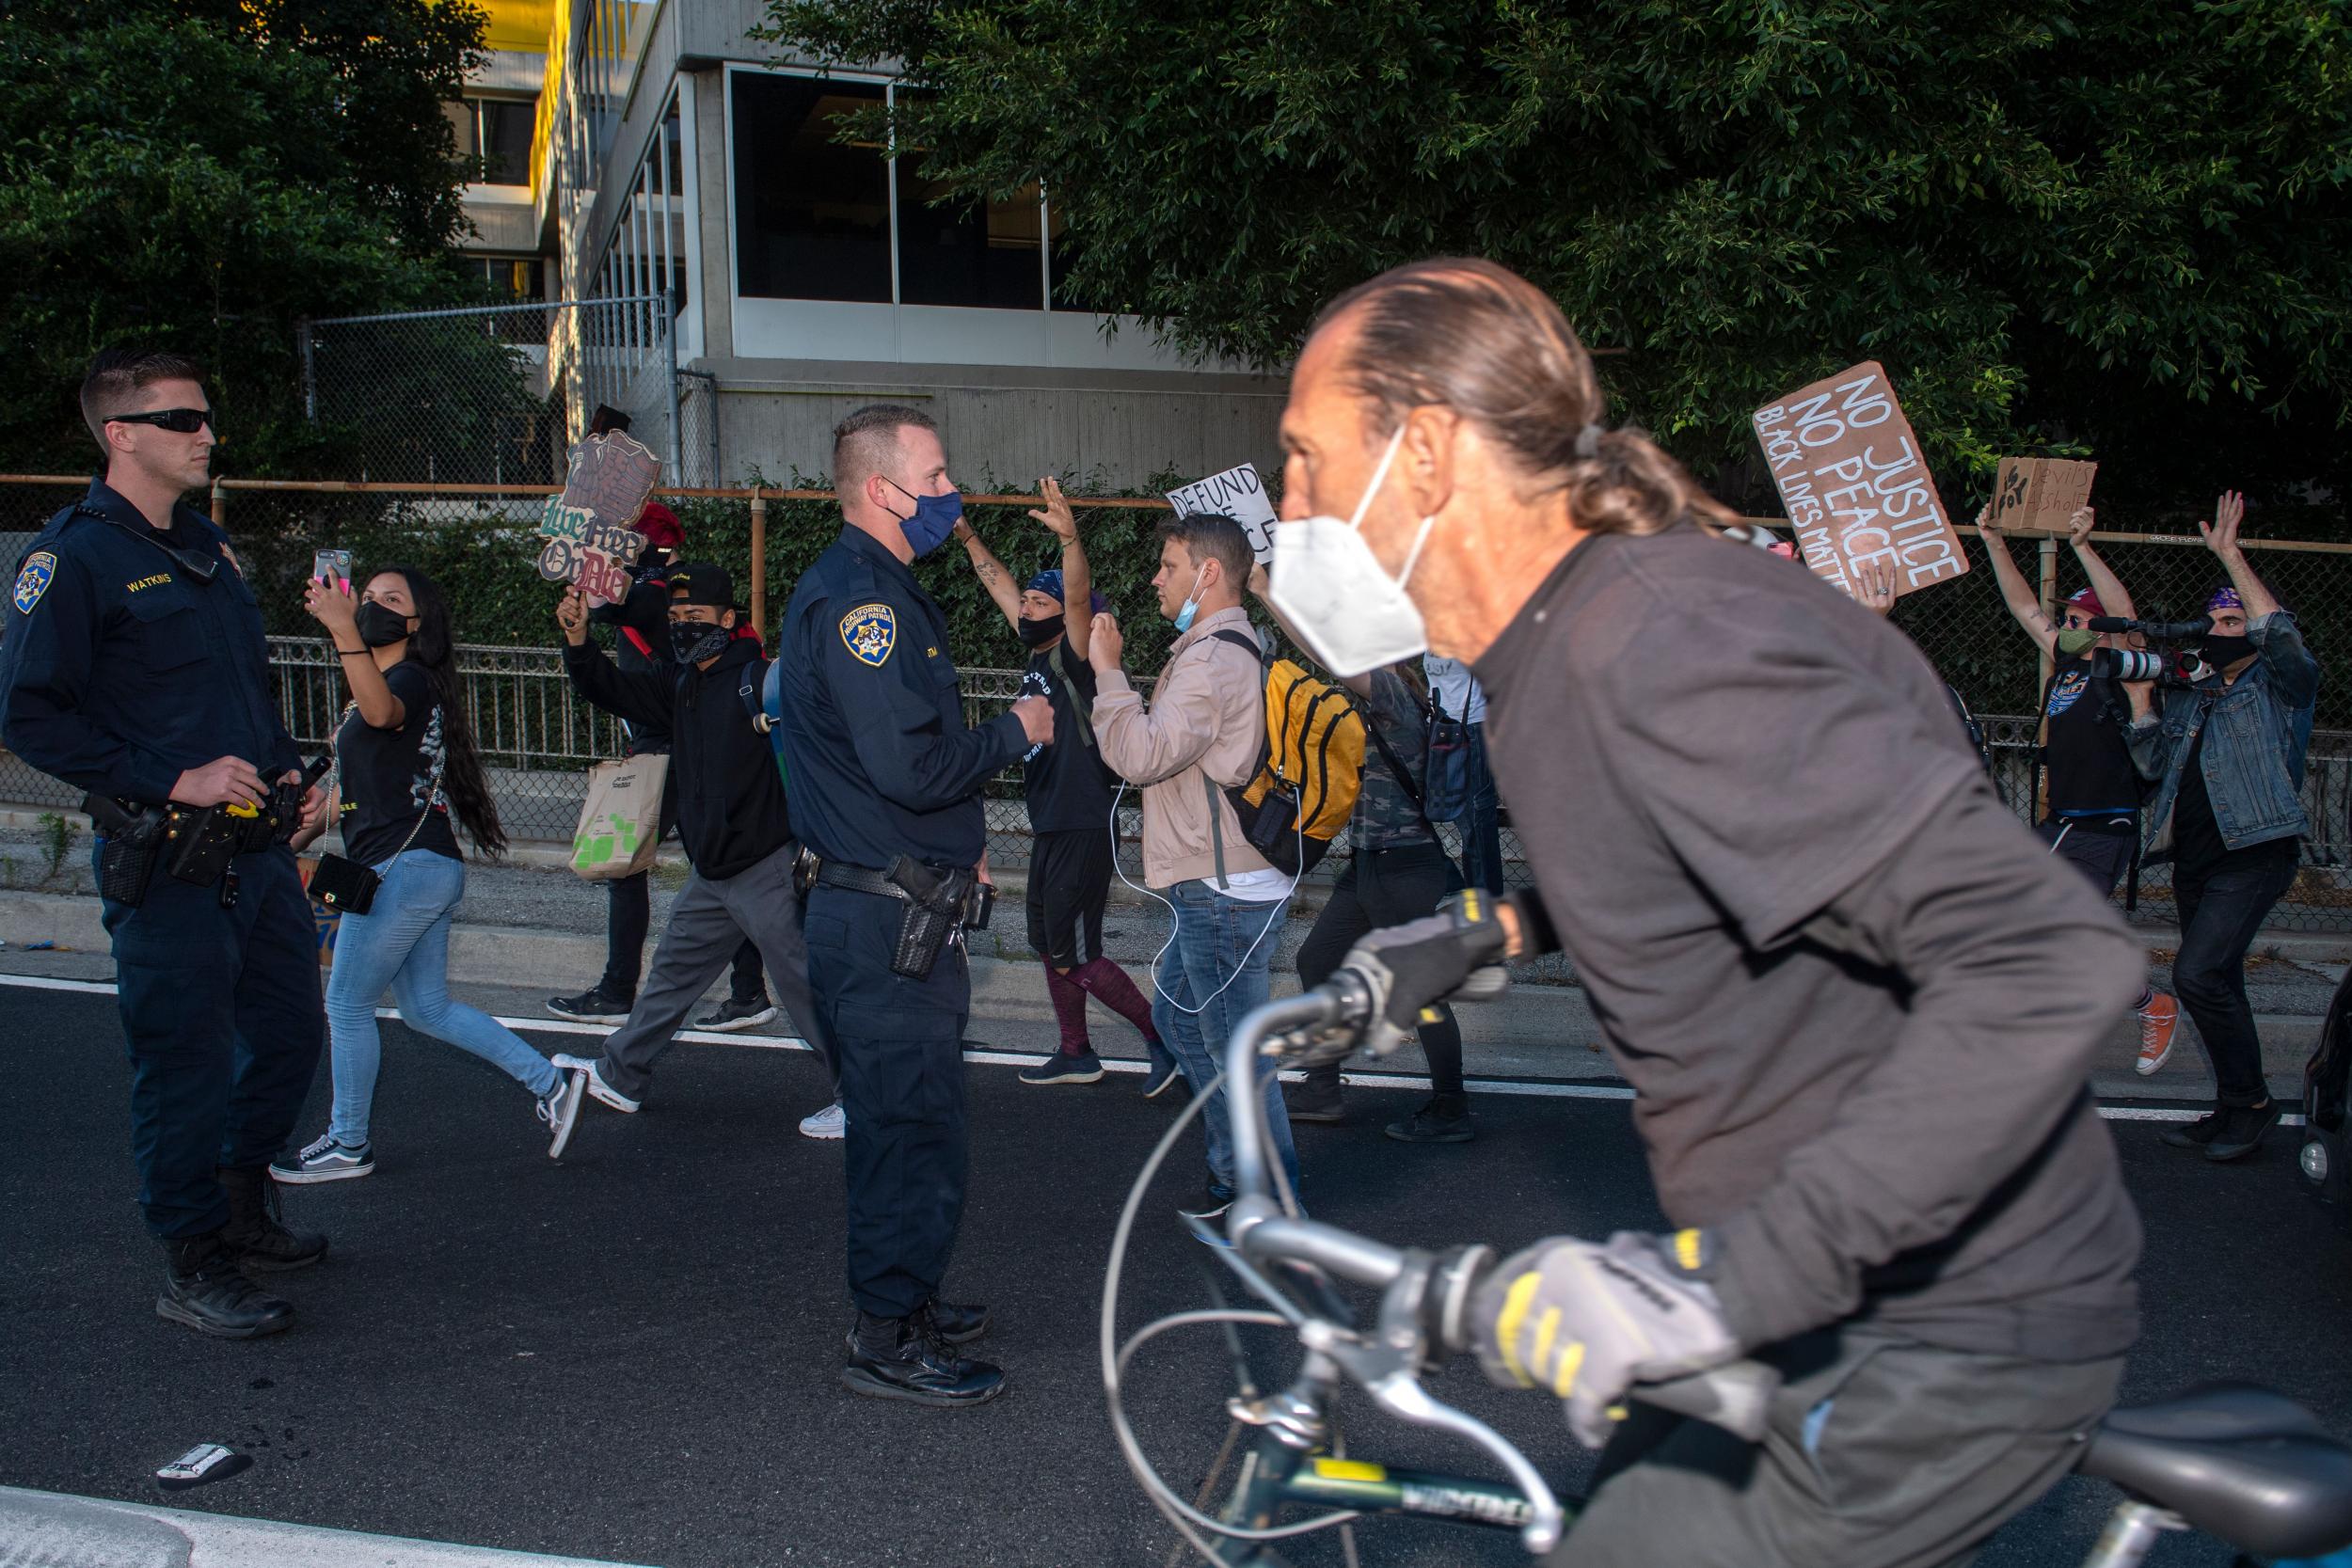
[2128,610,2318,862]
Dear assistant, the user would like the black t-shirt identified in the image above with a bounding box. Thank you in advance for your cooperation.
[1472,526,2141,1363]
[2041,660,2140,829]
[335,660,461,866]
[1020,640,1115,833]
[2171,721,2298,875]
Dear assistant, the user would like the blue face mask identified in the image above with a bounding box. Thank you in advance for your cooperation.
[1171,562,1207,633]
[882,479,963,559]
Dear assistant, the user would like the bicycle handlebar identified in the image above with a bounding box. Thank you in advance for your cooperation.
[1218,975,1784,1556]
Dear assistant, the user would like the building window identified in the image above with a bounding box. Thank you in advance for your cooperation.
[477,257,546,300]
[898,156,1042,310]
[451,95,537,186]
[731,74,890,303]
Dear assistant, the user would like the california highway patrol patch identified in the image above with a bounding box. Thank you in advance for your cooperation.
[840,602,897,667]
[11,551,56,615]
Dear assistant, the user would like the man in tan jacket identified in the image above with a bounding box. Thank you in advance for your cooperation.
[1089,512,1300,1216]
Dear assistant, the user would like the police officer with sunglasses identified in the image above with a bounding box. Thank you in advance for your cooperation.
[1,350,333,1339]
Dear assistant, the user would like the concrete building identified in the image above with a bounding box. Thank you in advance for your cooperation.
[451,0,1285,490]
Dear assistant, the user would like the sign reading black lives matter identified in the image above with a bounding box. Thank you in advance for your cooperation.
[536,431,660,606]
[1166,463,1279,566]
[1753,362,1968,601]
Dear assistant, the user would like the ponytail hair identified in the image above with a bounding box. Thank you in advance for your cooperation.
[371,564,508,859]
[1316,258,1732,537]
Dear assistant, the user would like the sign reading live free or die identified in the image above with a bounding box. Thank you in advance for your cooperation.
[1752,361,1969,601]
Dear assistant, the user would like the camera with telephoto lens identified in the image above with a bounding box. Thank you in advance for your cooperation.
[2085,615,2216,686]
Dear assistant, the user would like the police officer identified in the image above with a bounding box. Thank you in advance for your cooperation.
[0,351,330,1338]
[774,404,1053,1405]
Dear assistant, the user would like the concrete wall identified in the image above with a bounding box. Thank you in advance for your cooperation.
[695,356,1287,491]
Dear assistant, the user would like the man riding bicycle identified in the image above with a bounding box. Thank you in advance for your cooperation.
[1266,259,2146,1567]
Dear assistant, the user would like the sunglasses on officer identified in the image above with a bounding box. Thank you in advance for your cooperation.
[107,408,215,436]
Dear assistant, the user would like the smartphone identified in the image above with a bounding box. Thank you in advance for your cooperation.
[312,548,352,594]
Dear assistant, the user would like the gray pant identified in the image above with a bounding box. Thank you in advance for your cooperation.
[1555,1324,2124,1568]
[595,842,837,1101]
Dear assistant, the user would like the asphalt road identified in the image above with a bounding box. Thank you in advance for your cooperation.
[3,980,2348,1568]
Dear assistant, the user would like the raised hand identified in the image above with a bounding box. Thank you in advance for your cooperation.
[2200,490,2248,559]
[556,588,589,645]
[1974,502,2005,541]
[1089,610,1125,671]
[304,577,358,635]
[1852,556,1898,617]
[1027,476,1077,542]
[2066,506,2097,549]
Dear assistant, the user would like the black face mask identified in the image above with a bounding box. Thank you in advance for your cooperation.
[356,601,414,648]
[2200,634,2256,669]
[670,620,730,666]
[1016,612,1066,649]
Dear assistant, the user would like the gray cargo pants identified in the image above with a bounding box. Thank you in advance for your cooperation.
[1555,1323,2124,1568]
[592,841,837,1101]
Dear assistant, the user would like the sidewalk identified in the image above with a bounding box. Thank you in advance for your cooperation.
[1,872,2329,1104]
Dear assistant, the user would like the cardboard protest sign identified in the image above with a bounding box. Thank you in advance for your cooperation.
[1167,463,1279,566]
[535,431,661,605]
[1752,361,1968,600]
[1987,457,2097,535]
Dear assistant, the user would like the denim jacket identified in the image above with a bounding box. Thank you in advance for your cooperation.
[2128,610,2318,863]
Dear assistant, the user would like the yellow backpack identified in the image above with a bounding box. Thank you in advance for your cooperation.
[1209,629,1365,877]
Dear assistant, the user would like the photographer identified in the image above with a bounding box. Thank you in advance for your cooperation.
[2124,492,2318,1163]
[1975,504,2181,1074]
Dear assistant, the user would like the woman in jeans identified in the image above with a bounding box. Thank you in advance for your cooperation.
[274,565,578,1182]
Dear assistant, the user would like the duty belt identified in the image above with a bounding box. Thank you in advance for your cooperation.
[813,858,912,901]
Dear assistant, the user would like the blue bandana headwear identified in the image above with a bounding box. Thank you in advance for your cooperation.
[2206,585,2244,614]
[1025,569,1107,613]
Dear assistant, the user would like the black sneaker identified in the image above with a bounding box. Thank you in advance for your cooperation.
[157,1235,294,1339]
[2162,1108,2231,1148]
[694,996,779,1032]
[548,985,633,1025]
[1020,1049,1104,1085]
[841,1312,1007,1406]
[1286,1071,1345,1125]
[2206,1100,2283,1163]
[1179,1187,1233,1225]
[1140,1053,1184,1099]
[1386,1094,1474,1145]
[217,1165,327,1272]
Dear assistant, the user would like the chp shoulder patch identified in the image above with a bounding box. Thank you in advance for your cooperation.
[11,551,57,615]
[839,602,897,667]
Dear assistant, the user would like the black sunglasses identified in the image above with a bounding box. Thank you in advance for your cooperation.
[108,407,215,435]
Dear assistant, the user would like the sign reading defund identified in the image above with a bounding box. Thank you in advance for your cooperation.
[1166,463,1279,567]
[1753,362,1968,600]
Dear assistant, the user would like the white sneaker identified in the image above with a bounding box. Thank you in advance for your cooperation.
[799,1100,846,1141]
[551,1052,640,1114]
[537,1072,585,1159]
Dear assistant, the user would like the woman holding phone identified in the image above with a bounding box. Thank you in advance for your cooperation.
[274,564,580,1182]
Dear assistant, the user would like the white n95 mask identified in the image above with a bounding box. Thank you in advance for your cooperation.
[1268,423,1437,677]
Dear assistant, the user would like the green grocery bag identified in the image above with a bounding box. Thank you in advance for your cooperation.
[569,752,668,880]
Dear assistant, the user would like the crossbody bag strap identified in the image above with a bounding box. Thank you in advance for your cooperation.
[1048,640,1098,751]
[1203,770,1229,891]
[335,698,448,865]
[1356,700,1427,816]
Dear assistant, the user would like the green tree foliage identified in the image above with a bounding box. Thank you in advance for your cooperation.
[758,0,2352,518]
[0,0,492,475]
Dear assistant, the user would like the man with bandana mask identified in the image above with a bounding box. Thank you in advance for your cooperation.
[2123,491,2319,1164]
[771,404,1053,1405]
[951,483,1173,1090]
[1975,502,2181,1074]
[548,563,838,1157]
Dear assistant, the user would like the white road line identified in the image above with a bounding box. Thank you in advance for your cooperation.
[0,973,2312,1125]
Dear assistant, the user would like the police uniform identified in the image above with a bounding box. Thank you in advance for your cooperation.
[774,525,1026,1351]
[0,477,325,1332]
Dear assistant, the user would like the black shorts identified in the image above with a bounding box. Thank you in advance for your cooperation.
[1026,827,1113,968]
[2038,816,2136,897]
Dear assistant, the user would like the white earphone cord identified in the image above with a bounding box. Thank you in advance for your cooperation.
[1107,778,1302,1016]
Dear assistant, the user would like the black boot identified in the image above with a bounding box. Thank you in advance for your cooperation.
[1385,1092,1474,1145]
[920,1299,992,1345]
[841,1311,1006,1406]
[158,1234,294,1338]
[218,1164,328,1272]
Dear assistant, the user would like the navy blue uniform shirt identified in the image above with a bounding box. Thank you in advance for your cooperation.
[0,478,296,805]
[775,524,1025,869]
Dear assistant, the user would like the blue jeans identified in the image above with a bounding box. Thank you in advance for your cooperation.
[1458,722,1504,895]
[1152,879,1300,1200]
[326,849,558,1146]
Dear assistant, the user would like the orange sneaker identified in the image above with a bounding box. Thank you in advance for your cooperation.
[2135,992,2180,1076]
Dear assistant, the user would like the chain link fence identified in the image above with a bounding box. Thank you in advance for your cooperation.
[302,297,703,488]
